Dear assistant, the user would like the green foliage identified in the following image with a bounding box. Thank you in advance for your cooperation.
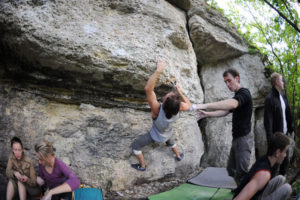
[205,0,218,8]
[248,46,260,54]
[292,178,300,195]
[206,0,300,135]
[205,0,226,15]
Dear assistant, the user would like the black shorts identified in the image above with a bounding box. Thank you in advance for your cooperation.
[49,185,72,200]
[51,191,72,200]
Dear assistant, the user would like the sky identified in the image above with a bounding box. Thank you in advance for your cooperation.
[214,0,300,19]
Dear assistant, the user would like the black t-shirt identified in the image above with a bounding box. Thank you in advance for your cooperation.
[232,88,252,139]
[234,156,278,200]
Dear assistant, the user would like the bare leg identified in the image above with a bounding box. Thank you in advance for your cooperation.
[17,181,26,200]
[6,180,15,200]
[135,153,146,168]
[172,146,181,158]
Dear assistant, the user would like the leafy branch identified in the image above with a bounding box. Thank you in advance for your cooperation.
[263,0,300,33]
[246,2,284,74]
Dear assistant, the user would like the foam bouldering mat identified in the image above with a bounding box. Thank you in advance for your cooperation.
[211,188,234,200]
[188,167,237,189]
[148,183,233,200]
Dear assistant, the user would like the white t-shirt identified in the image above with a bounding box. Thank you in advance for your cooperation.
[280,94,287,134]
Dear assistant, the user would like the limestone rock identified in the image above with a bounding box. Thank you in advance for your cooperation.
[0,0,206,195]
[0,85,203,191]
[200,115,233,167]
[254,107,268,158]
[0,0,203,108]
[188,6,248,64]
[166,0,207,11]
[0,0,273,197]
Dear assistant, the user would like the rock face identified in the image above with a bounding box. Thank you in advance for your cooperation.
[188,7,248,65]
[0,87,203,192]
[0,0,271,198]
[0,0,203,107]
[0,0,204,196]
[254,107,268,158]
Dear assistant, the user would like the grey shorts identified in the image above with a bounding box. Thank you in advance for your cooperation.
[132,132,175,151]
[9,178,41,197]
[258,175,292,200]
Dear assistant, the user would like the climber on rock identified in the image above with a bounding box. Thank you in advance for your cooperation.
[131,59,191,171]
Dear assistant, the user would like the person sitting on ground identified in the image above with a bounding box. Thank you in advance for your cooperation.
[35,141,80,200]
[131,59,191,171]
[233,132,292,200]
[6,136,41,200]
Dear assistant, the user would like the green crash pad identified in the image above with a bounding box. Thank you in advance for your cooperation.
[148,183,233,200]
[211,188,233,200]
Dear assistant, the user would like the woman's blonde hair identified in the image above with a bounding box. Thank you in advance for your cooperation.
[34,141,55,159]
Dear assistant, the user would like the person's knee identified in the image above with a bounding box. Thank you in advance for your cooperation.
[281,183,292,196]
[17,180,25,187]
[275,175,286,184]
[226,166,235,177]
[7,180,14,190]
[133,149,142,155]
[166,139,175,147]
[36,176,44,186]
[238,150,251,164]
[7,179,13,186]
[278,175,286,181]
[132,140,141,152]
[132,141,142,155]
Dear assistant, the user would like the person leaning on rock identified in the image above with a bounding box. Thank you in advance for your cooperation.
[233,132,292,200]
[35,141,80,200]
[6,136,41,200]
[130,59,191,171]
[193,68,253,185]
[264,72,294,176]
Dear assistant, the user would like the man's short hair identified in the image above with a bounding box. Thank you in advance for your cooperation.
[267,132,290,156]
[223,68,240,78]
[270,72,281,87]
[163,93,181,119]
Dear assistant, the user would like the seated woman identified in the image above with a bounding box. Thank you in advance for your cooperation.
[35,141,80,200]
[6,136,41,200]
